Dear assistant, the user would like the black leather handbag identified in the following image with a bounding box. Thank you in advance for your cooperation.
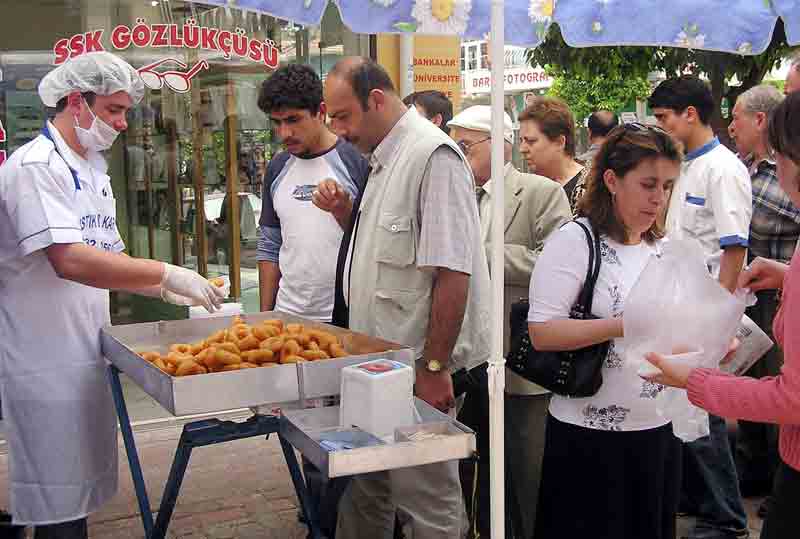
[507,220,610,398]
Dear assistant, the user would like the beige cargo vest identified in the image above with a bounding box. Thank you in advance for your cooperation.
[347,109,491,373]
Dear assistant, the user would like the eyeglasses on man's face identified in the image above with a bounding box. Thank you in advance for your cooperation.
[457,136,490,155]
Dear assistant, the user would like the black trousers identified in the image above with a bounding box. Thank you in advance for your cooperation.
[32,518,88,539]
[761,459,800,539]
[535,415,681,539]
[737,291,783,491]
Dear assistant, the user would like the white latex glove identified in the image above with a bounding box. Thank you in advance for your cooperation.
[160,289,200,307]
[160,263,224,313]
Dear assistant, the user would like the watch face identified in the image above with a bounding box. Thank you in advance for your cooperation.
[427,359,442,372]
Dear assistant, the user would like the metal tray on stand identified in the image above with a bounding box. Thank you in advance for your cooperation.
[101,312,415,416]
[279,398,476,478]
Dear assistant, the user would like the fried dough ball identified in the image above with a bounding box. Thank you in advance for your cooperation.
[140,351,161,363]
[242,349,276,364]
[285,323,304,334]
[169,343,192,355]
[176,360,207,377]
[206,329,227,344]
[280,339,302,363]
[300,349,330,361]
[329,343,348,358]
[260,336,285,353]
[280,354,307,364]
[237,334,260,352]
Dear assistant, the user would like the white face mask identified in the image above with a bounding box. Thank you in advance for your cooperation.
[74,99,119,152]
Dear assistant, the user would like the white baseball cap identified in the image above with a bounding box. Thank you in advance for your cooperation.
[448,105,514,144]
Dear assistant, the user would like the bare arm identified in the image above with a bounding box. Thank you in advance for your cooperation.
[422,268,470,369]
[45,243,164,290]
[258,261,281,312]
[719,246,747,293]
[529,318,623,351]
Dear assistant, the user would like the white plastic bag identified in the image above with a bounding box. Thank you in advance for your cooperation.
[625,240,746,442]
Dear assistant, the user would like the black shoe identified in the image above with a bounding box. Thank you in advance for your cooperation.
[758,496,773,519]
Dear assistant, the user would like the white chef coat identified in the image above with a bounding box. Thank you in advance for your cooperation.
[0,122,122,525]
[666,138,752,277]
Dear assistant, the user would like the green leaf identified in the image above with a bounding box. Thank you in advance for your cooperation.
[393,22,418,33]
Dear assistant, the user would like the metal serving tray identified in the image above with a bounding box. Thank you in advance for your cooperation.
[101,312,414,416]
[280,398,476,478]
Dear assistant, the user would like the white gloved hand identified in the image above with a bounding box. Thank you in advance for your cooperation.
[160,289,199,307]
[160,264,224,313]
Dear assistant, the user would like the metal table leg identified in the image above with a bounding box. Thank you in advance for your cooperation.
[108,366,154,536]
[149,434,193,539]
[108,365,322,539]
[279,434,323,539]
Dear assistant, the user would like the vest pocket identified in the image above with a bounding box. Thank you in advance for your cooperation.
[376,213,416,267]
[374,288,427,352]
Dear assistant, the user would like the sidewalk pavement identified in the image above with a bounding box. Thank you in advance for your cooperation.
[0,419,308,539]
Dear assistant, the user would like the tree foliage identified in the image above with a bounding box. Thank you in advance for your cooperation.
[548,75,651,124]
[529,21,796,138]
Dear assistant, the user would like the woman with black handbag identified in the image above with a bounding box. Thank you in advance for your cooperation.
[529,124,683,539]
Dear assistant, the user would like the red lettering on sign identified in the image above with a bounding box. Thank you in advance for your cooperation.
[68,34,85,58]
[0,150,6,167]
[53,38,70,65]
[84,30,104,53]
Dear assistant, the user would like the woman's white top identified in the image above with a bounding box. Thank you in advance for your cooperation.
[528,219,668,431]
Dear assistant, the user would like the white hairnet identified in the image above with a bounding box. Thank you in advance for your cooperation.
[38,51,145,108]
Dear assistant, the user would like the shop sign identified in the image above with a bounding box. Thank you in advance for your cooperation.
[465,67,551,94]
[412,36,462,111]
[53,19,279,69]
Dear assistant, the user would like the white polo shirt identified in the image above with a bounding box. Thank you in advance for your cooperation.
[666,138,752,276]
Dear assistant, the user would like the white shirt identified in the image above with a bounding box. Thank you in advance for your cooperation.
[528,220,668,431]
[0,124,122,286]
[257,142,364,321]
[666,139,752,277]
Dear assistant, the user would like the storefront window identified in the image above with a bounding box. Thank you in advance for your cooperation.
[0,0,369,323]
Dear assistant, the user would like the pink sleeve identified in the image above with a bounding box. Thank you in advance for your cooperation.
[687,260,800,425]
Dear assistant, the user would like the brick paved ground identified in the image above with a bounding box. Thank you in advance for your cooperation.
[0,407,769,538]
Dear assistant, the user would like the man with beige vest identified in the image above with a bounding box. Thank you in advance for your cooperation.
[322,57,491,539]
[448,105,571,538]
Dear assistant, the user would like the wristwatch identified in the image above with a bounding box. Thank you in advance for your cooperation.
[422,359,443,373]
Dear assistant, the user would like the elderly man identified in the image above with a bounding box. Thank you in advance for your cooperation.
[729,84,800,509]
[576,110,619,165]
[784,54,800,95]
[322,57,491,539]
[447,106,570,538]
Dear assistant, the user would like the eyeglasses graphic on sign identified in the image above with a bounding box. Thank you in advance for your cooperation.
[138,58,209,93]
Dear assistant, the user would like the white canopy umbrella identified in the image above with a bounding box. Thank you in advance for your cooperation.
[178,2,800,538]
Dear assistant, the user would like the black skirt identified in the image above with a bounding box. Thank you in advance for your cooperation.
[761,459,800,539]
[534,414,681,539]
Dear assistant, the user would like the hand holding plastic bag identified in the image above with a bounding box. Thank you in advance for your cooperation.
[625,240,746,441]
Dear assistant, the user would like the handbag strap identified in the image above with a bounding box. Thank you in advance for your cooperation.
[572,220,602,317]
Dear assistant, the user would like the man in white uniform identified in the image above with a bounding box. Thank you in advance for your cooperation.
[0,52,224,538]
